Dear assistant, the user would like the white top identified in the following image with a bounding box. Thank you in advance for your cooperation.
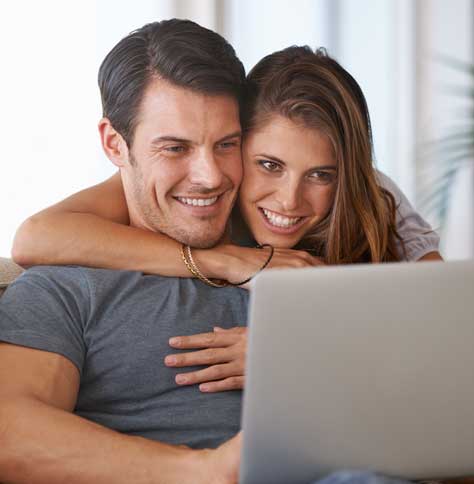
[377,171,439,260]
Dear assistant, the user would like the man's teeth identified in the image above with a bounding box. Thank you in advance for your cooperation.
[177,196,218,207]
[262,208,302,228]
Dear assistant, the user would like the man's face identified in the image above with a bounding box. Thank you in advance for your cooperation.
[121,79,242,248]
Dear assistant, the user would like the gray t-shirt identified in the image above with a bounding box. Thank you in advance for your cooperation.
[0,266,248,449]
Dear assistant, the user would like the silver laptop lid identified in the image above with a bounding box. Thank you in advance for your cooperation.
[240,261,474,484]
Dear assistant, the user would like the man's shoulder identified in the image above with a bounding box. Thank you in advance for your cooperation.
[19,264,100,286]
[2,265,90,305]
[2,265,151,316]
[11,265,138,296]
[21,264,139,281]
[11,266,247,306]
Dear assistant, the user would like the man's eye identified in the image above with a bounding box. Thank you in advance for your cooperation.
[258,160,281,172]
[165,145,186,153]
[219,141,239,149]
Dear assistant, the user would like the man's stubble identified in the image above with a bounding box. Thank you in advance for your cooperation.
[126,155,234,249]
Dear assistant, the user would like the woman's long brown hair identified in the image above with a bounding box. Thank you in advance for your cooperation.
[243,46,404,263]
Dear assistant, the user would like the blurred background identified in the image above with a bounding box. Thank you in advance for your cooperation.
[0,0,472,260]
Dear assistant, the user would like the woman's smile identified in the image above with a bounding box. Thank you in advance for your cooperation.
[258,207,308,233]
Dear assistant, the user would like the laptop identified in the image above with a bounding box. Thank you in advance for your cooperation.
[240,260,474,484]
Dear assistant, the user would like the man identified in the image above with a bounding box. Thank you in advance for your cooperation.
[0,18,247,483]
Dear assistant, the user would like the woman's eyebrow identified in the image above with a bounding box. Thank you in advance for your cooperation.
[308,165,337,171]
[257,153,286,164]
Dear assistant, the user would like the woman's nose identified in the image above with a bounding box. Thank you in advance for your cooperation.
[277,179,302,212]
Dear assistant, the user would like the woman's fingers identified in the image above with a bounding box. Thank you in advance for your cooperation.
[268,253,311,269]
[165,346,235,367]
[169,330,240,349]
[166,326,248,392]
[199,376,244,392]
[213,326,246,334]
[172,362,243,387]
[270,248,325,268]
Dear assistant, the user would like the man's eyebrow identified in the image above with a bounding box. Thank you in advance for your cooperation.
[216,131,242,143]
[150,131,242,146]
[257,153,337,170]
[151,136,191,145]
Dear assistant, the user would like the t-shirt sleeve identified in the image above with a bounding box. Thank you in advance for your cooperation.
[376,171,440,261]
[0,266,89,375]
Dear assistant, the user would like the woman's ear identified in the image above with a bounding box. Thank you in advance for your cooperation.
[98,118,129,168]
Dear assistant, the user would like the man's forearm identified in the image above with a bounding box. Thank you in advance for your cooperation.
[0,396,208,484]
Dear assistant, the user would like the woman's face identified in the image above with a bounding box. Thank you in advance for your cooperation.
[239,115,337,248]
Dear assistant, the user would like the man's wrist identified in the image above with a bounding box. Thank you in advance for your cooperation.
[142,437,213,484]
[176,447,222,484]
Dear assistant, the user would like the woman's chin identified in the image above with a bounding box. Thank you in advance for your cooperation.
[254,232,303,250]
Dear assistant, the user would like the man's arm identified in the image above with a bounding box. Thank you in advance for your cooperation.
[0,342,238,484]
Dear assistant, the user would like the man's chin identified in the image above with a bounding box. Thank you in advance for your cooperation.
[173,226,228,249]
[182,234,224,249]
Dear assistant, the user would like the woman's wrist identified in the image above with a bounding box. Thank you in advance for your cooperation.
[192,245,235,282]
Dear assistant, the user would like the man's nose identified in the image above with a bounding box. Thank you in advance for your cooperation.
[188,151,224,190]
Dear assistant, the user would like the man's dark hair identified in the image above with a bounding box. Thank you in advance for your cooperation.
[98,19,246,147]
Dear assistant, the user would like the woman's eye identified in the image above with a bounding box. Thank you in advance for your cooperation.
[308,171,335,183]
[258,160,281,172]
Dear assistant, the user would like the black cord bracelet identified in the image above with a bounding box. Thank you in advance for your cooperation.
[228,244,274,286]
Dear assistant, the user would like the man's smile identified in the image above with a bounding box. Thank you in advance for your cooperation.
[172,193,230,218]
[175,195,219,207]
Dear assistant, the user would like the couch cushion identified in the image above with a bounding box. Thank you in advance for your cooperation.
[0,257,24,297]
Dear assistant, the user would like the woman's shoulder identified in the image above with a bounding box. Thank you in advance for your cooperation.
[374,170,403,197]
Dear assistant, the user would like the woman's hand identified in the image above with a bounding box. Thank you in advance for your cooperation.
[164,327,247,392]
[195,244,325,286]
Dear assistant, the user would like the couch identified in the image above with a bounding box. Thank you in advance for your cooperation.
[0,257,24,298]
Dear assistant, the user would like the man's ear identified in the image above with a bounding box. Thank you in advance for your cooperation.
[98,118,129,168]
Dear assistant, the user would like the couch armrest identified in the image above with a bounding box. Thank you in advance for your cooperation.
[0,257,24,297]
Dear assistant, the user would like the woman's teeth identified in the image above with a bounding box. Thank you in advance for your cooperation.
[177,196,218,207]
[262,208,302,228]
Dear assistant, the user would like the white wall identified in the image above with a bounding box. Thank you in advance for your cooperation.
[0,1,99,257]
[224,0,331,72]
[334,0,417,200]
[416,0,473,259]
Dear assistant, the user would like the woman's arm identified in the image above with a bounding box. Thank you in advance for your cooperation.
[12,172,320,279]
[12,173,197,277]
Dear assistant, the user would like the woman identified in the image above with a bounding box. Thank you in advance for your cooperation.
[12,47,441,391]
